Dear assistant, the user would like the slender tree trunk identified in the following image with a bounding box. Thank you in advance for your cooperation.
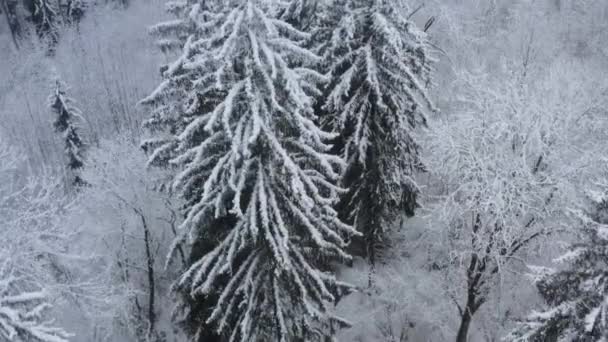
[456,233,485,342]
[456,294,478,342]
[1,0,21,49]
[455,259,489,342]
[138,212,156,338]
[456,310,473,342]
[164,199,186,268]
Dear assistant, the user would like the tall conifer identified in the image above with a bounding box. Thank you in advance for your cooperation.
[142,1,359,340]
[323,0,435,263]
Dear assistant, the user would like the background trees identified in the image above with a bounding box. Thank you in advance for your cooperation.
[335,1,608,339]
[3,0,608,341]
[76,136,182,342]
[423,69,574,342]
[0,138,72,341]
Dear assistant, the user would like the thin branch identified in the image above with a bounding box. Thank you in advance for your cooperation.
[407,3,425,20]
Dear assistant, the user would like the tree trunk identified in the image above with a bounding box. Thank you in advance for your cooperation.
[1,0,21,49]
[137,211,156,339]
[456,309,474,342]
[456,244,485,342]
[455,278,486,342]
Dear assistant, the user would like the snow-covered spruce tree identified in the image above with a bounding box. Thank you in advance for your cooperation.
[143,3,228,339]
[506,187,608,341]
[323,0,435,263]
[0,258,71,342]
[279,0,320,28]
[26,0,59,50]
[49,79,87,187]
[65,0,85,24]
[278,0,341,48]
[147,0,227,54]
[141,1,359,341]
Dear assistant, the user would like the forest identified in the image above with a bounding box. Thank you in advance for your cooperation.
[1,0,608,341]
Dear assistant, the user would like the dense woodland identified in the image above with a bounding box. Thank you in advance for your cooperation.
[2,0,608,341]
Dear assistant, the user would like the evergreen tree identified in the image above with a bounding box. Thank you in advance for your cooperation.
[65,0,85,24]
[280,0,347,66]
[279,0,325,33]
[26,0,59,50]
[141,1,359,341]
[279,0,316,25]
[147,0,225,54]
[507,188,608,341]
[0,259,71,342]
[323,0,435,263]
[49,79,87,187]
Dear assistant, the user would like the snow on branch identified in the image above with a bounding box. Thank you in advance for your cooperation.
[48,77,87,186]
[144,1,358,341]
[0,258,71,342]
[323,0,436,262]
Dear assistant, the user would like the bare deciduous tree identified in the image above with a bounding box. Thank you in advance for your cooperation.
[423,64,608,342]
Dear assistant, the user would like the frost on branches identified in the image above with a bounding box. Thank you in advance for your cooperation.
[0,259,71,342]
[147,0,225,53]
[278,0,334,55]
[28,0,59,49]
[142,1,358,341]
[279,0,319,28]
[49,78,87,187]
[0,137,71,342]
[507,184,608,341]
[323,0,435,262]
[422,69,584,342]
